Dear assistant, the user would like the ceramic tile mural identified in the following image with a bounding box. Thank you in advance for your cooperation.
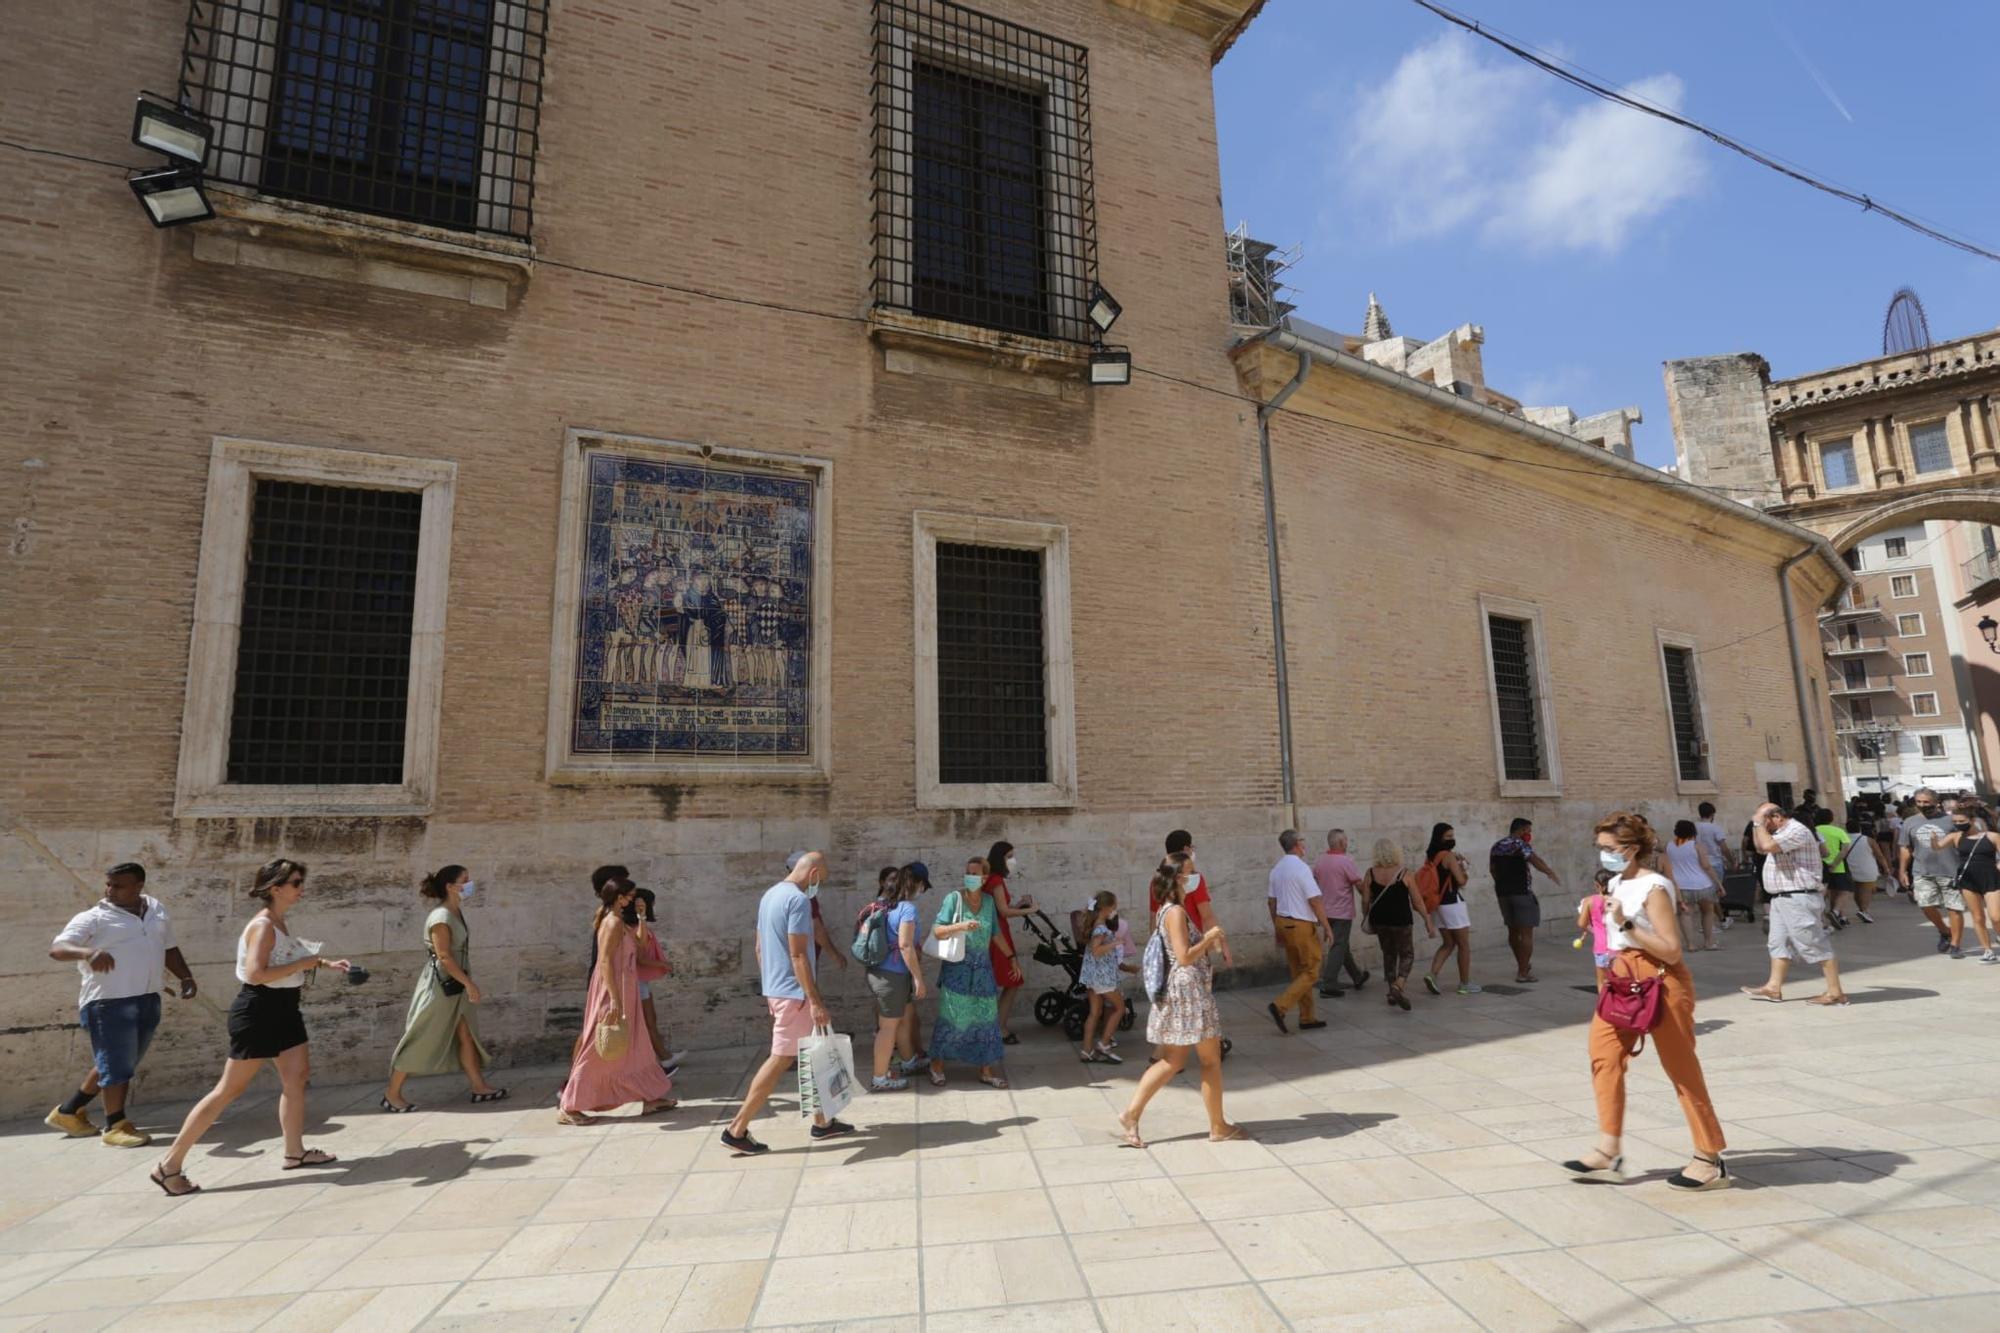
[571,450,815,758]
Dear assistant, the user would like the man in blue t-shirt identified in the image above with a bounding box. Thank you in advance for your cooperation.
[721,851,852,1154]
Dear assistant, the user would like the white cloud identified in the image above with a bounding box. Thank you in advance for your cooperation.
[1343,33,1706,255]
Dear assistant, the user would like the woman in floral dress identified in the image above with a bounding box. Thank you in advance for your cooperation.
[927,857,1008,1089]
[1118,854,1242,1148]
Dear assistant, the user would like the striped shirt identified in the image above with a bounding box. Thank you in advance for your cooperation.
[1760,819,1824,895]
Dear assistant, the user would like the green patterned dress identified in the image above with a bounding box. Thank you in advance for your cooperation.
[929,890,1004,1066]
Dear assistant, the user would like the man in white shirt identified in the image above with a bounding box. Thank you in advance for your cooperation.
[46,864,196,1146]
[1266,830,1332,1034]
[1741,805,1847,1005]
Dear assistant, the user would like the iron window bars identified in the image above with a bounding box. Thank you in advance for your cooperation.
[935,542,1050,785]
[228,481,424,785]
[871,0,1099,345]
[177,0,548,239]
[1487,615,1546,783]
[1661,645,1708,783]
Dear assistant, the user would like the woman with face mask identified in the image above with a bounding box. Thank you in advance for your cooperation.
[1939,803,2000,963]
[1420,823,1477,996]
[1565,812,1728,1191]
[558,879,676,1125]
[982,840,1036,1045]
[926,858,1008,1089]
[382,865,504,1110]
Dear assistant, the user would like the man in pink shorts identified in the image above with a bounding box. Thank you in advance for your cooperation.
[721,850,853,1154]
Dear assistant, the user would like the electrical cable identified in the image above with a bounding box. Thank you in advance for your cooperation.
[1408,0,2000,264]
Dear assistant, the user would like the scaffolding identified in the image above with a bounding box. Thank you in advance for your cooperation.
[1225,222,1299,331]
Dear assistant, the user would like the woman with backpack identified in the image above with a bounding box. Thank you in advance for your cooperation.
[1419,823,1476,996]
[1564,811,1727,1191]
[861,865,930,1091]
[1117,854,1241,1148]
[1360,839,1434,1011]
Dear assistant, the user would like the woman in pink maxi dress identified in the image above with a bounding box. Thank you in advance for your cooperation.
[558,882,675,1124]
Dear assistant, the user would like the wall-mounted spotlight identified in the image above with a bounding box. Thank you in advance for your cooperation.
[1089,346,1132,386]
[129,163,215,227]
[1087,285,1122,336]
[131,93,212,165]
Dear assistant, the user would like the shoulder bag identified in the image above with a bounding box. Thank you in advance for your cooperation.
[428,913,466,996]
[1594,955,1664,1052]
[924,892,967,962]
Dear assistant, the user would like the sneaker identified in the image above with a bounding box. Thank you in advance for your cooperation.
[1394,991,1412,1011]
[1318,987,1347,998]
[1456,984,1483,996]
[1094,1046,1124,1065]
[870,1074,910,1091]
[897,1054,928,1074]
[1938,933,1954,954]
[1983,952,2000,965]
[719,1127,769,1155]
[809,1118,856,1141]
[1719,918,1733,931]
[101,1120,151,1149]
[1856,911,1875,924]
[1104,1036,1118,1049]
[1422,974,1440,996]
[45,1107,98,1138]
[1951,947,1966,959]
[1352,970,1371,989]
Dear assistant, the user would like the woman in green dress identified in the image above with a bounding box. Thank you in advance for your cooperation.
[926,856,1007,1089]
[381,865,505,1110]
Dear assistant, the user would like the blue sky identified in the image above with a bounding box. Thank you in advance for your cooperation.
[1214,0,2000,470]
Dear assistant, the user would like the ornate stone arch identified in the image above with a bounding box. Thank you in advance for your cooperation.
[1824,484,2000,552]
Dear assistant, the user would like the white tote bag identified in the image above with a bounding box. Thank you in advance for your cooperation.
[797,1026,858,1119]
[923,892,967,962]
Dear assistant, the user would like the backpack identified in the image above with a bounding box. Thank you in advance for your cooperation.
[1413,857,1443,913]
[851,898,891,967]
[1141,906,1174,1002]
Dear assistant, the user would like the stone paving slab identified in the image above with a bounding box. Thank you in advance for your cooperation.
[1,896,1996,1330]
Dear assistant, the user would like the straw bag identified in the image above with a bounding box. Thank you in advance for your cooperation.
[594,1016,630,1060]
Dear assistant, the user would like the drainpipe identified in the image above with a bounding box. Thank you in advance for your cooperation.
[1256,335,1313,813]
[1779,545,1828,796]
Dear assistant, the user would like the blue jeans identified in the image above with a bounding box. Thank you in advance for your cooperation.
[83,993,162,1087]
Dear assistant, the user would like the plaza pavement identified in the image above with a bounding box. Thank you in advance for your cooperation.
[2,894,1998,1331]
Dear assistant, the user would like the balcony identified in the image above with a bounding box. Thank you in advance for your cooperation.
[1828,677,1896,695]
[1834,719,1902,735]
[1822,636,1892,656]
[1963,548,2000,602]
[1821,596,1885,620]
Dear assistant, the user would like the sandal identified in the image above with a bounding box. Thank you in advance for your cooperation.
[1001,1033,1020,1046]
[1116,1112,1146,1149]
[1666,1153,1731,1191]
[927,1067,947,1088]
[1208,1124,1251,1143]
[1806,993,1851,1007]
[469,1088,509,1104]
[1740,987,1784,1003]
[978,1073,1010,1090]
[149,1164,201,1197]
[643,1098,679,1115]
[556,1110,598,1127]
[282,1148,337,1170]
[380,1096,416,1113]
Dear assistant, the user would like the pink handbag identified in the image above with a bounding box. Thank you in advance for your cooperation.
[1595,955,1664,1050]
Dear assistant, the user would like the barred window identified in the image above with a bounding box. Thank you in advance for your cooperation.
[936,543,1047,784]
[872,0,1098,344]
[178,0,548,238]
[1909,420,1953,474]
[1486,615,1545,782]
[228,481,423,785]
[1661,645,1709,783]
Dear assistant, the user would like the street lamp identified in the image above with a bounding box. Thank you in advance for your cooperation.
[1980,614,1998,653]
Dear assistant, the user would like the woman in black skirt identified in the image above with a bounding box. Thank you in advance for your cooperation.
[150,858,351,1196]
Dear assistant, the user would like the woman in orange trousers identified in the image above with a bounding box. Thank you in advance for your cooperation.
[1565,811,1729,1191]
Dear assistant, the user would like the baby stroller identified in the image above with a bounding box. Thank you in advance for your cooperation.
[1020,909,1136,1041]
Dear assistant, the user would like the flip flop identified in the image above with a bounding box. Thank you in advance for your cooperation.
[1806,994,1851,1006]
[1208,1124,1252,1143]
[1740,987,1783,1003]
[469,1088,509,1104]
[379,1097,417,1113]
[1116,1112,1146,1149]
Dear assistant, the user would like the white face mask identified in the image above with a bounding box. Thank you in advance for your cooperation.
[459,881,478,900]
[1005,856,1019,875]
[806,881,820,900]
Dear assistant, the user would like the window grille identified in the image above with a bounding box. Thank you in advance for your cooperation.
[177,0,548,238]
[228,481,423,785]
[935,542,1048,784]
[1662,645,1708,782]
[871,0,1098,344]
[1486,615,1545,782]
[1910,420,1953,474]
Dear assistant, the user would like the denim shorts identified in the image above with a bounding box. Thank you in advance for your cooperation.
[82,993,162,1087]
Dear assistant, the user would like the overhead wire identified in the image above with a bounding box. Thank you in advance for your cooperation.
[1407,0,2000,264]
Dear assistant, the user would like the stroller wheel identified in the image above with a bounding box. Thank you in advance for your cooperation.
[1033,991,1067,1028]
[1118,1005,1136,1031]
[1220,1037,1233,1062]
[1062,1009,1086,1041]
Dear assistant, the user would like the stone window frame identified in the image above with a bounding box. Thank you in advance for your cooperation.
[1817,436,1859,491]
[1897,612,1925,637]
[1911,691,1942,718]
[1903,652,1934,678]
[1906,417,1957,476]
[912,511,1076,810]
[174,437,457,817]
[1476,594,1563,799]
[1655,630,1718,797]
[542,429,834,785]
[870,2,1096,355]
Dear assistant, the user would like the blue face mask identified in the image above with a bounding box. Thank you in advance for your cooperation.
[1598,849,1628,874]
[459,881,478,900]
